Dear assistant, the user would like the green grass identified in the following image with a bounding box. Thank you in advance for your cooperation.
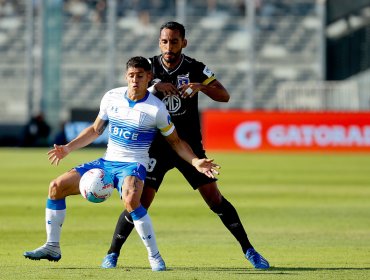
[0,148,370,279]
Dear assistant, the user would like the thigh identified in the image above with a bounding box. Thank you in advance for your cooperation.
[50,169,81,199]
[175,155,217,190]
[145,148,175,192]
[112,162,147,198]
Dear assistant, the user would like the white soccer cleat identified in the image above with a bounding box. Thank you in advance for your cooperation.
[24,244,61,262]
[148,252,166,271]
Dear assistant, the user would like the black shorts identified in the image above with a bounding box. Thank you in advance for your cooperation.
[145,142,217,191]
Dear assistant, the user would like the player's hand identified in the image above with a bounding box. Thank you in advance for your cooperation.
[47,144,70,166]
[193,158,220,178]
[179,83,201,99]
[155,82,179,96]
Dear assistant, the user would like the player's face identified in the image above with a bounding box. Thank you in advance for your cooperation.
[159,28,187,65]
[125,67,151,98]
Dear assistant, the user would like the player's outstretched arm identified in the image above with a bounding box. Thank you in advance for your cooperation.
[165,129,220,178]
[47,117,107,166]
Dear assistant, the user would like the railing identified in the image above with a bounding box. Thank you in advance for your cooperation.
[275,80,360,111]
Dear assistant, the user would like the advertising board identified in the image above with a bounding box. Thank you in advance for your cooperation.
[202,110,370,151]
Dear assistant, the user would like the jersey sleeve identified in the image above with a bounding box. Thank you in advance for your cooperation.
[195,60,216,85]
[98,92,110,121]
[156,103,175,137]
[202,65,216,85]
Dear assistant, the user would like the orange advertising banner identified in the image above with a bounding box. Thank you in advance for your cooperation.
[202,110,370,151]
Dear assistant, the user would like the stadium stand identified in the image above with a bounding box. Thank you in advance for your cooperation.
[1,0,369,136]
[0,1,319,122]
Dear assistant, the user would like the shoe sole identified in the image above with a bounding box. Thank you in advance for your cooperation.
[246,258,269,269]
[101,264,117,269]
[247,259,269,269]
[24,255,61,262]
[254,264,269,269]
[152,268,166,271]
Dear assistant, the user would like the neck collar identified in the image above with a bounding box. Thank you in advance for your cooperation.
[124,90,150,108]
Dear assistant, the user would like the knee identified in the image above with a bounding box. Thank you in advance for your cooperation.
[48,179,62,199]
[210,196,238,218]
[204,191,223,209]
[209,196,228,214]
[123,196,140,212]
[199,183,223,208]
[210,194,223,208]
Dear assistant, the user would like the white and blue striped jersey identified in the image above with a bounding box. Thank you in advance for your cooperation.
[98,86,175,168]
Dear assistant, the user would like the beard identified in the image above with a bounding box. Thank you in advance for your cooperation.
[162,51,181,64]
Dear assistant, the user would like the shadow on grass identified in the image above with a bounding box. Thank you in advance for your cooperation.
[269,267,370,272]
[171,266,370,275]
[50,266,370,275]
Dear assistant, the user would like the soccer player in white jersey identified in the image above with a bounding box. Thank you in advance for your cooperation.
[23,56,220,271]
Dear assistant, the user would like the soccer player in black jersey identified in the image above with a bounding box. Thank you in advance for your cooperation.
[102,21,269,270]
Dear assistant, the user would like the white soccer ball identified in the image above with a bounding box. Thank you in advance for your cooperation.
[79,168,114,203]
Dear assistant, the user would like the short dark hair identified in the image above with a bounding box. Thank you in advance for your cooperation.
[126,56,151,71]
[159,21,186,39]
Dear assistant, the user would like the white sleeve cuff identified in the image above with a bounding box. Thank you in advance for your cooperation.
[148,85,156,93]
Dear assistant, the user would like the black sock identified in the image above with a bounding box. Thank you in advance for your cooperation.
[107,209,135,255]
[210,196,253,254]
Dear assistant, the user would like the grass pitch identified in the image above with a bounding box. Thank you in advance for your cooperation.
[0,148,369,279]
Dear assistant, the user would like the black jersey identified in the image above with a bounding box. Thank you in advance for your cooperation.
[149,54,216,150]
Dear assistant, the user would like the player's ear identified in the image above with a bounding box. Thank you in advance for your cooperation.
[182,38,187,48]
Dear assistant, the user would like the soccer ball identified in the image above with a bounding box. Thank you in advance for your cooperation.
[79,168,114,203]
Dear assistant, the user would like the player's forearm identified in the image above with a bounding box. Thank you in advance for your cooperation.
[199,80,229,102]
[65,126,99,152]
[171,139,199,167]
[201,87,230,102]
